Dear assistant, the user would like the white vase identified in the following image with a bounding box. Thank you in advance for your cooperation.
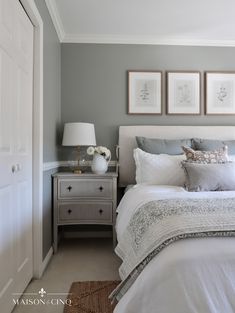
[91,153,109,174]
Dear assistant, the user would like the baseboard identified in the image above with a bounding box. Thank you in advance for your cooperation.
[63,231,112,238]
[38,247,53,278]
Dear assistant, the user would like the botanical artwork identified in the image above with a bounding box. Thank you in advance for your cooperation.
[167,72,200,115]
[213,81,233,108]
[175,80,194,108]
[135,79,157,107]
[206,72,235,114]
[128,71,162,114]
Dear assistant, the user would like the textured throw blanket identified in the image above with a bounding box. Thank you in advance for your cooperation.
[110,198,235,302]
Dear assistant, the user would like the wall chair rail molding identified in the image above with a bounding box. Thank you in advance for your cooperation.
[43,161,62,171]
[43,160,117,172]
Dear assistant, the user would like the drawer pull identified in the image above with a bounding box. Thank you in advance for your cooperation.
[99,209,103,215]
[99,186,104,192]
[67,186,72,192]
[67,209,72,214]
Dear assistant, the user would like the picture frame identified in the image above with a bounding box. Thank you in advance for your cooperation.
[167,71,201,115]
[128,70,162,115]
[205,72,235,115]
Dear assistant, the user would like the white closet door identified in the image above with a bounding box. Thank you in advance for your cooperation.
[0,0,34,312]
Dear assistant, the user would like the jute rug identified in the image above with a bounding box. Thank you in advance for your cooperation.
[64,281,120,313]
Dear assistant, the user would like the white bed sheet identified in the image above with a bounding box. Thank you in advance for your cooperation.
[114,185,235,313]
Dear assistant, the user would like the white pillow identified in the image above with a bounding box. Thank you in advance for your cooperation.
[133,148,186,185]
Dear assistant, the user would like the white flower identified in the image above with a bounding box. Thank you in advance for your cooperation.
[87,146,95,155]
[89,146,111,160]
[103,148,111,158]
[96,146,105,154]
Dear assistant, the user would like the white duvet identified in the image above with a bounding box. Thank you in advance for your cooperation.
[114,184,235,313]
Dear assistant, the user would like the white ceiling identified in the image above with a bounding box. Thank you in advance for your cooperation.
[45,0,235,46]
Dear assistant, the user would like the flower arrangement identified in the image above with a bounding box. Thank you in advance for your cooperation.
[87,146,111,161]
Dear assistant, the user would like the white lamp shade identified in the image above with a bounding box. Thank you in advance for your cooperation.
[62,122,96,146]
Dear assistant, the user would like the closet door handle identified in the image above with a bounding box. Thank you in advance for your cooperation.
[99,186,104,192]
[67,186,72,192]
[99,209,103,215]
[67,209,72,215]
[12,165,17,173]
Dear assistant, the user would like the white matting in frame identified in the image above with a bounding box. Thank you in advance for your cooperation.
[167,71,201,115]
[128,71,162,114]
[206,72,235,115]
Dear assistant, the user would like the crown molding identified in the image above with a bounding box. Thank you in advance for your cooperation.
[63,33,235,46]
[45,0,65,41]
[44,1,235,47]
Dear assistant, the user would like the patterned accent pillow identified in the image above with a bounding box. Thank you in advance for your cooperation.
[181,145,228,164]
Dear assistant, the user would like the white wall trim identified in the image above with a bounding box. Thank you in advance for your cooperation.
[43,161,61,171]
[39,247,53,276]
[44,0,235,47]
[43,160,117,171]
[63,33,235,47]
[20,0,44,279]
[45,0,65,41]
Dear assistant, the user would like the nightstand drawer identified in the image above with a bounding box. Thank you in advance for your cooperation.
[58,202,113,223]
[58,179,113,199]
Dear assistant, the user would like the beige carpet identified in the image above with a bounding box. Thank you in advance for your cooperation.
[64,281,120,313]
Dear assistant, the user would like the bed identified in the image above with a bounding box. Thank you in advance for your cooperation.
[112,126,235,313]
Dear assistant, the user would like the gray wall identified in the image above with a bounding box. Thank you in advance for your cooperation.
[35,0,61,163]
[35,0,61,259]
[61,44,235,159]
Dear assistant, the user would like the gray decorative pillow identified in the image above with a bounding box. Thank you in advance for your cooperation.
[136,137,192,155]
[182,145,228,163]
[192,138,235,154]
[182,161,235,191]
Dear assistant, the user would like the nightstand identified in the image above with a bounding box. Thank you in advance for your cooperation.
[52,172,118,253]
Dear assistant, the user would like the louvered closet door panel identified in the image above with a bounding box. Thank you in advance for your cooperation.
[0,0,33,312]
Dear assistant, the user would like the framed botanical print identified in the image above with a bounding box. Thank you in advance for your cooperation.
[167,71,201,115]
[128,71,162,114]
[205,72,235,115]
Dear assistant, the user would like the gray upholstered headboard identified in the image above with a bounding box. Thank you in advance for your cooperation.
[118,125,235,187]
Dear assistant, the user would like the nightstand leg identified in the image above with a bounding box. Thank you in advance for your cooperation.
[112,226,117,248]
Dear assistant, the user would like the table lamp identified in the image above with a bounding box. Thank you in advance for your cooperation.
[62,122,96,174]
